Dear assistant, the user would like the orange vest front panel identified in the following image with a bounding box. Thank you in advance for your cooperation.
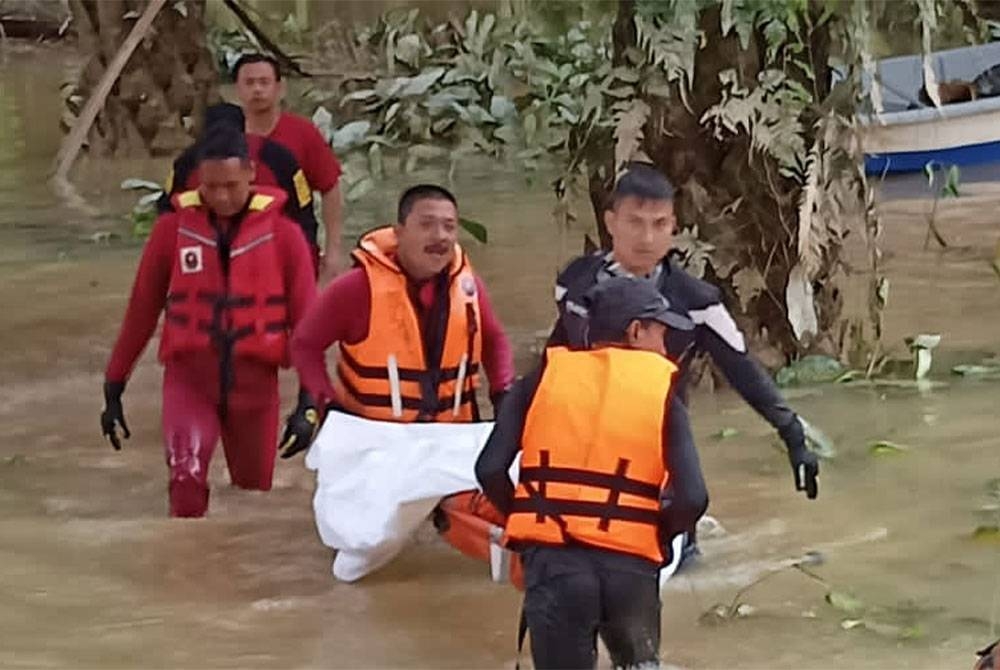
[504,346,676,563]
[335,227,482,422]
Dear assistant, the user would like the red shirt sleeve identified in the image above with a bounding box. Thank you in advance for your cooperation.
[475,274,515,396]
[290,267,370,406]
[275,216,317,337]
[301,120,341,193]
[104,214,177,383]
[272,113,342,194]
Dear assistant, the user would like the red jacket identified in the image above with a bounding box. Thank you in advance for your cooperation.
[106,187,316,383]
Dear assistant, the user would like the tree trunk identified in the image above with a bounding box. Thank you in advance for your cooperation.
[64,0,218,158]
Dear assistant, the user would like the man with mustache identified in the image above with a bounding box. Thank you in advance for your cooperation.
[233,54,344,284]
[284,184,514,455]
[548,163,819,567]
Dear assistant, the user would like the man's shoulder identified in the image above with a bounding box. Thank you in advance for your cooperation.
[277,111,323,137]
[555,252,603,286]
[663,258,722,309]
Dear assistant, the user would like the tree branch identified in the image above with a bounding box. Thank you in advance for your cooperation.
[222,0,309,77]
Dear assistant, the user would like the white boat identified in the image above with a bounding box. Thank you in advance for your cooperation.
[862,41,1000,174]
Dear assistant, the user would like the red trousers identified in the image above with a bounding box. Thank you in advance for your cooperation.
[161,355,279,517]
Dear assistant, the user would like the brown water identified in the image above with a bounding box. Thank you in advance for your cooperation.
[2,42,1000,669]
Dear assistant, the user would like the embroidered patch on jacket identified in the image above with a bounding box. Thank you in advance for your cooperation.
[293,170,312,207]
[461,275,477,298]
[180,246,203,274]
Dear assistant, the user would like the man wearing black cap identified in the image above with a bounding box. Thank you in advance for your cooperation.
[550,162,820,567]
[476,276,707,670]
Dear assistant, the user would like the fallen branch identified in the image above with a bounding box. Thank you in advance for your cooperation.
[222,0,309,78]
[50,0,168,187]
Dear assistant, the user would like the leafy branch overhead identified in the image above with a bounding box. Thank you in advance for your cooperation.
[306,0,984,366]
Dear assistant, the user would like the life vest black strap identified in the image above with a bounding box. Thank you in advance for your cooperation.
[264,294,287,306]
[338,371,474,415]
[509,498,661,527]
[339,347,479,382]
[263,320,288,333]
[164,311,190,326]
[166,292,188,304]
[195,290,255,309]
[518,464,660,502]
[196,322,256,342]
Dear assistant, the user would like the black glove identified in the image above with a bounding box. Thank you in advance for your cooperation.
[100,381,130,451]
[779,417,819,499]
[278,390,320,459]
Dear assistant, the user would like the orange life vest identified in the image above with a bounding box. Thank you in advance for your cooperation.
[504,346,676,564]
[158,188,290,367]
[335,227,482,423]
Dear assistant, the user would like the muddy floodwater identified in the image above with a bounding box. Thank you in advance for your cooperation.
[1,43,999,669]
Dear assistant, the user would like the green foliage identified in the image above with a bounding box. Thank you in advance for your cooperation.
[120,179,163,240]
[315,7,615,201]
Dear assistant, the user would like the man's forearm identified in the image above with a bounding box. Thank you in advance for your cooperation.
[704,331,799,432]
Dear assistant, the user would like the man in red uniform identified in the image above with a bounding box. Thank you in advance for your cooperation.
[285,184,513,449]
[158,102,321,273]
[100,125,316,518]
[233,54,344,283]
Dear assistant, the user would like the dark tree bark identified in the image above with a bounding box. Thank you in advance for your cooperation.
[65,0,218,157]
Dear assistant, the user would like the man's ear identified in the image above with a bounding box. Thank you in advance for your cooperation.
[623,319,642,346]
[603,207,616,237]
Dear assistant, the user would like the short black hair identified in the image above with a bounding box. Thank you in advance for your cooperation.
[197,123,250,164]
[397,184,458,223]
[203,103,245,135]
[612,162,675,207]
[232,53,282,82]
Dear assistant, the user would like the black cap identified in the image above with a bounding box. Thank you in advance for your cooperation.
[582,276,694,345]
[203,103,245,134]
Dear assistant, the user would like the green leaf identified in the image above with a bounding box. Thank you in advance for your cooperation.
[342,89,377,104]
[775,355,846,386]
[400,67,446,97]
[330,120,372,153]
[459,217,488,244]
[972,525,1000,542]
[714,427,739,440]
[121,178,163,192]
[951,364,1000,377]
[825,591,865,615]
[368,143,384,179]
[869,440,909,456]
[489,95,517,122]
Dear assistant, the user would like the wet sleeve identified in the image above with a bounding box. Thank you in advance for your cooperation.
[696,304,800,436]
[104,215,175,384]
[475,365,543,516]
[545,276,571,347]
[659,396,708,540]
[277,220,318,334]
[301,122,342,193]
[475,275,515,395]
[289,268,370,407]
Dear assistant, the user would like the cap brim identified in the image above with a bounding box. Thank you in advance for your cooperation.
[649,309,695,331]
